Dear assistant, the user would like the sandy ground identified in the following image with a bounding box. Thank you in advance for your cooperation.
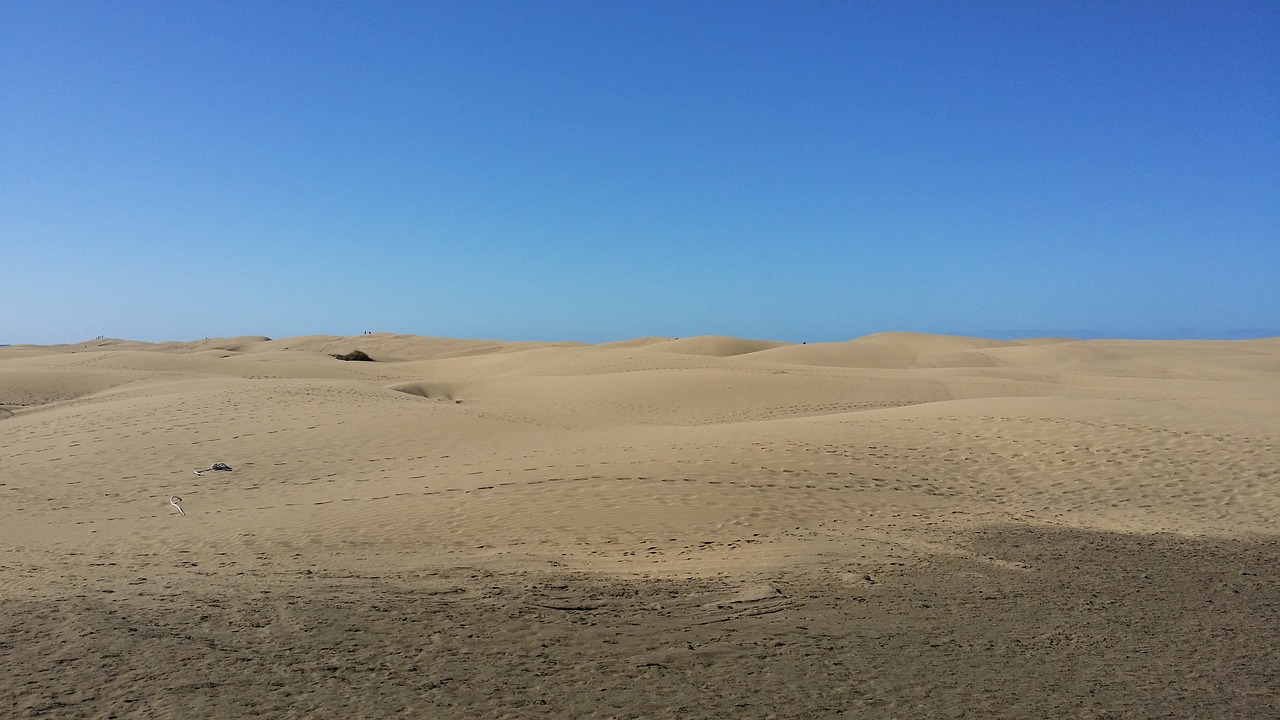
[2,332,1278,718]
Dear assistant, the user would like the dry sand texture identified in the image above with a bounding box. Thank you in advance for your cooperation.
[2,332,1278,718]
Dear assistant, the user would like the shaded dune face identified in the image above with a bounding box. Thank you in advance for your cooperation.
[2,332,1278,718]
[387,381,464,402]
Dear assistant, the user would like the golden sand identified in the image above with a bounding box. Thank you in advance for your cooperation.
[2,333,1277,717]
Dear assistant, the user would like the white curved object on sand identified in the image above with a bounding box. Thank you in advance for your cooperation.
[170,496,185,516]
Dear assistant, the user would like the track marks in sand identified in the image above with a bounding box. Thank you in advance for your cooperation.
[791,413,1280,529]
[223,469,951,576]
[6,528,1278,719]
[22,406,1278,548]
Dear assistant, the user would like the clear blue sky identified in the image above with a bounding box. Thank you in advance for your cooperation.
[3,1,1277,344]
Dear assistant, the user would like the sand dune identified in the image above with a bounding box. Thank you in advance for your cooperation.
[740,332,1013,369]
[644,335,791,357]
[2,332,1278,718]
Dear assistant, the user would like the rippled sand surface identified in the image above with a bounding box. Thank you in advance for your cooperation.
[3,333,1277,718]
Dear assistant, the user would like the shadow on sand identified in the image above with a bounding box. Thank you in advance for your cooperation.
[3,525,1277,718]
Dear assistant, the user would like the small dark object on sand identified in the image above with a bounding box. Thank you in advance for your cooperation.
[194,462,233,475]
[331,350,374,362]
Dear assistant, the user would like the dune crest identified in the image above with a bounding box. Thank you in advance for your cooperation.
[646,335,791,357]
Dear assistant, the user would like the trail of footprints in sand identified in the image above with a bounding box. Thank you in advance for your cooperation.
[790,415,1279,518]
[0,380,420,515]
[10,391,1277,532]
[12,443,1269,527]
[59,447,905,528]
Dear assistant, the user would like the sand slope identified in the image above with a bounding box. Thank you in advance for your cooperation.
[2,332,1278,718]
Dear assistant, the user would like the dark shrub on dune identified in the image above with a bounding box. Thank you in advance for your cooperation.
[331,350,375,362]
